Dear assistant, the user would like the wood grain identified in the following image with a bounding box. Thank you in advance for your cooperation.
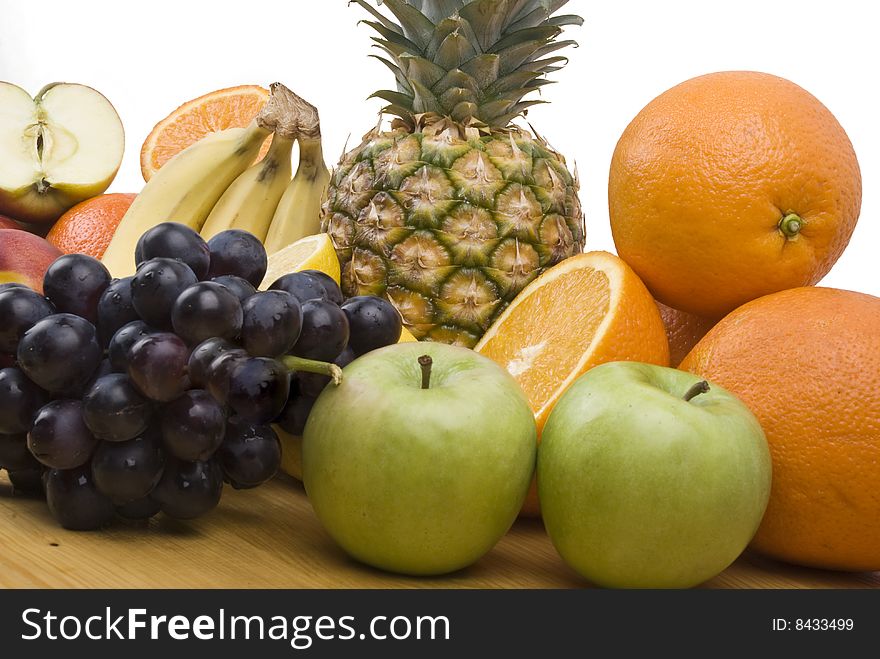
[1,473,877,589]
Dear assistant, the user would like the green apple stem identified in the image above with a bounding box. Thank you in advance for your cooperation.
[683,380,710,402]
[281,355,343,386]
[419,355,433,389]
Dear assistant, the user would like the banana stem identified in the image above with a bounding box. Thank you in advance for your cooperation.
[281,355,343,386]
[262,88,330,255]
[257,83,302,140]
[287,89,321,141]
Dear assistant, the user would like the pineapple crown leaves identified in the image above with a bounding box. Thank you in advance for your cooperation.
[351,0,582,131]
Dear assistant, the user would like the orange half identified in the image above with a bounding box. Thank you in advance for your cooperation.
[476,251,670,432]
[140,85,270,181]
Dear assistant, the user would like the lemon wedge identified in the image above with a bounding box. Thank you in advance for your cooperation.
[260,233,340,289]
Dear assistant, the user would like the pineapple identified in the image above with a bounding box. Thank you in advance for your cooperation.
[323,0,585,347]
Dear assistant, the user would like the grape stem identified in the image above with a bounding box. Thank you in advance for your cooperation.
[281,355,343,386]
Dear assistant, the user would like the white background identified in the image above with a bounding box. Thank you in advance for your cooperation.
[1,0,877,297]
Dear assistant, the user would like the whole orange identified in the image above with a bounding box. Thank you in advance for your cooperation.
[46,193,136,259]
[609,71,861,319]
[656,301,715,367]
[680,287,880,571]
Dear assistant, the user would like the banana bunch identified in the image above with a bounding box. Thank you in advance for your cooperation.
[102,84,330,278]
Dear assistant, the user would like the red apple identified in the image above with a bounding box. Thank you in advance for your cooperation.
[0,229,62,293]
[0,214,23,231]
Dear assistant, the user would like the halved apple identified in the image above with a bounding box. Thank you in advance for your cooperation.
[0,82,124,224]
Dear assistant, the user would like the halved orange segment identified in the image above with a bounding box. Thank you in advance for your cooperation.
[140,85,270,181]
[475,251,670,433]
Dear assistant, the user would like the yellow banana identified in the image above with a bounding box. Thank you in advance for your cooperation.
[263,92,330,255]
[199,131,295,243]
[101,122,270,277]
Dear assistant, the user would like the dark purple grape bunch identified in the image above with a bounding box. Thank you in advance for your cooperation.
[1,221,405,532]
[1,226,264,530]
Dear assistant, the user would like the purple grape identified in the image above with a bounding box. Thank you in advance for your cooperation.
[219,419,280,489]
[240,291,302,357]
[205,348,249,404]
[226,357,290,423]
[0,367,50,434]
[171,281,243,345]
[188,337,237,389]
[45,465,115,530]
[108,320,156,372]
[91,431,165,504]
[152,458,223,520]
[211,275,256,303]
[130,257,198,329]
[206,230,267,287]
[275,393,316,436]
[0,286,54,353]
[291,300,349,362]
[0,432,32,471]
[161,390,226,461]
[300,269,343,305]
[96,277,139,346]
[341,295,403,355]
[116,496,161,520]
[127,332,190,402]
[42,254,111,323]
[135,222,211,280]
[268,271,327,304]
[82,373,152,442]
[16,314,102,395]
[27,400,98,470]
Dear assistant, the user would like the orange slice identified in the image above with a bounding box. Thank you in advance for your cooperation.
[475,251,670,433]
[140,85,270,181]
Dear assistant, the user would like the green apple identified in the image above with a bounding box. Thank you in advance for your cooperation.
[0,82,124,224]
[303,342,537,576]
[538,361,771,588]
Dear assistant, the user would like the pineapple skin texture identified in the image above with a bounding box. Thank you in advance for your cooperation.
[323,122,585,348]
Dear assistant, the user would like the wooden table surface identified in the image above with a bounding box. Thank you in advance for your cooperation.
[1,472,877,589]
